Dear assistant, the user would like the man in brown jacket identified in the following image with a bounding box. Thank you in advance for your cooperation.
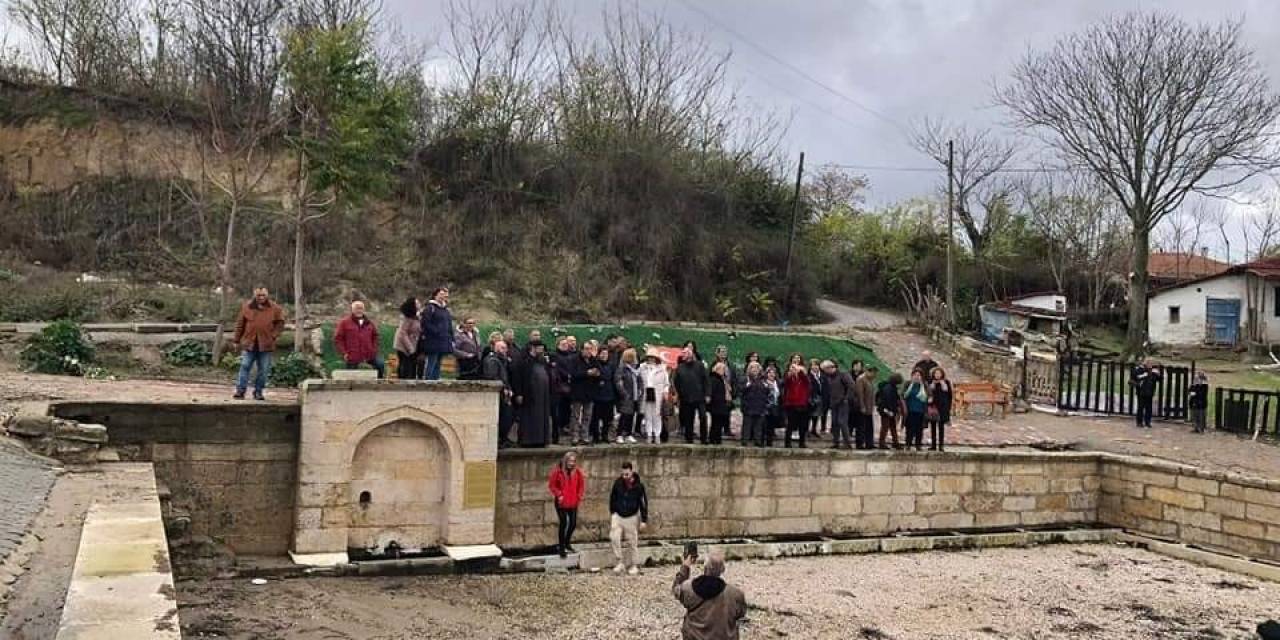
[672,549,746,640]
[232,287,285,400]
[853,366,878,450]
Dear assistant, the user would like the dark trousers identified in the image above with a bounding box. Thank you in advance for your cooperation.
[679,402,706,442]
[553,395,570,443]
[929,419,946,451]
[809,410,827,433]
[344,357,385,379]
[785,408,808,448]
[765,414,780,446]
[710,413,729,445]
[829,401,851,447]
[877,412,899,449]
[590,401,614,442]
[618,411,636,437]
[905,412,925,449]
[395,350,417,380]
[1136,395,1154,427]
[854,413,874,449]
[497,400,514,446]
[555,506,577,553]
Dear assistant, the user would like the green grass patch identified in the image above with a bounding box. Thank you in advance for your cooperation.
[320,322,888,377]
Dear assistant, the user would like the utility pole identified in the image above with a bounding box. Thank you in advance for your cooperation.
[946,140,956,327]
[783,151,806,316]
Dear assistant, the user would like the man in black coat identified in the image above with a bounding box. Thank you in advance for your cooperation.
[672,347,709,443]
[483,340,514,448]
[1131,358,1162,429]
[609,462,649,574]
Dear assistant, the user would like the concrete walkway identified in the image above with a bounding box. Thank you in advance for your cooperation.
[0,441,56,568]
[810,299,905,330]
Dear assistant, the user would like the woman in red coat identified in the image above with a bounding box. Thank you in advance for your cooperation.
[548,451,586,557]
[781,354,811,449]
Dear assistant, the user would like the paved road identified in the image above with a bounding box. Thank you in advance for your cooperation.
[0,441,55,567]
[810,299,904,330]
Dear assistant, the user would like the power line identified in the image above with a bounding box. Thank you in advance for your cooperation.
[821,162,1280,174]
[674,0,912,138]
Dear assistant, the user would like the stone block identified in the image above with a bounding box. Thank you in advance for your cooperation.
[1049,478,1083,494]
[1001,496,1036,512]
[915,494,961,515]
[850,476,894,495]
[731,497,775,519]
[811,495,861,516]
[1146,487,1204,510]
[831,459,867,476]
[293,527,346,553]
[1131,516,1179,538]
[974,476,1011,494]
[745,517,821,536]
[974,512,1019,528]
[1175,475,1220,497]
[1019,511,1066,526]
[1240,486,1280,508]
[1247,503,1280,526]
[881,536,935,552]
[1037,494,1069,511]
[928,512,975,529]
[892,475,934,495]
[188,443,243,461]
[1082,476,1101,492]
[1122,496,1163,520]
[887,515,930,531]
[826,514,889,535]
[934,475,974,494]
[1122,467,1177,488]
[1003,462,1044,476]
[961,493,1002,514]
[776,497,813,517]
[1164,506,1221,532]
[1010,475,1048,495]
[1268,526,1280,543]
[1068,493,1097,511]
[1204,497,1246,519]
[688,519,744,538]
[236,461,294,486]
[295,507,322,529]
[865,461,898,476]
[297,482,345,508]
[863,495,915,515]
[1222,518,1266,540]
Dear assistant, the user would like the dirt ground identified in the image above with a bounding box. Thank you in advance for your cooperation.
[177,544,1278,640]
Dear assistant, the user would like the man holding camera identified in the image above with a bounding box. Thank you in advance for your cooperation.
[672,547,747,640]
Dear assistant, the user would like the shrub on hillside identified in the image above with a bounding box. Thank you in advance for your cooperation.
[20,320,96,375]
[163,339,211,367]
[269,353,323,388]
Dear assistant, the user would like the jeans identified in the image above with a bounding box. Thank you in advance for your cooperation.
[618,411,636,438]
[743,414,766,446]
[1136,395,1154,427]
[570,401,592,443]
[785,408,808,448]
[556,506,578,554]
[829,401,851,447]
[345,357,386,379]
[236,350,272,395]
[422,353,444,380]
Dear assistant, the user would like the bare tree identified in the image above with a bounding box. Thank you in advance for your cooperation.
[997,12,1280,353]
[9,0,145,88]
[1240,200,1280,261]
[910,117,1017,256]
[804,164,868,219]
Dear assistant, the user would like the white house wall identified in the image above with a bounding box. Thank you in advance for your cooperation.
[1147,274,1246,346]
[1013,294,1066,312]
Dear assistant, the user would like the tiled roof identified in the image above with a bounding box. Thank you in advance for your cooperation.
[1148,252,1229,279]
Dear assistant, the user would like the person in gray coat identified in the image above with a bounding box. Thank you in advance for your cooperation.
[615,348,642,443]
[822,360,855,449]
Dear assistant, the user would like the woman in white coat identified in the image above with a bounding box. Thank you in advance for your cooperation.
[638,348,671,444]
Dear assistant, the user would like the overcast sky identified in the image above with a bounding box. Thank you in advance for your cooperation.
[398,0,1280,259]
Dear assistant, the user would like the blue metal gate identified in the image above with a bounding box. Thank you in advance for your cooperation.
[1205,298,1241,345]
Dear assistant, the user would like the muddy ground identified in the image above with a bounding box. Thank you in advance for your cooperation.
[178,544,1278,639]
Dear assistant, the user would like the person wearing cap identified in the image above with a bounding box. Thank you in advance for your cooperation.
[639,348,671,444]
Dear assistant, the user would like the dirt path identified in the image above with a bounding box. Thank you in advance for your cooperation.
[0,370,297,416]
[177,544,1278,639]
[810,298,904,330]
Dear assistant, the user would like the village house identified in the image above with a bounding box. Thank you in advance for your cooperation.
[1147,256,1280,347]
[979,292,1067,346]
[1147,251,1229,288]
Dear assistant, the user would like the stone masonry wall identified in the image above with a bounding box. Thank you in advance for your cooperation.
[51,402,299,555]
[496,447,1100,548]
[1099,457,1280,563]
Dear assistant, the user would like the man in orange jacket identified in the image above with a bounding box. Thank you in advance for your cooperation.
[232,286,285,400]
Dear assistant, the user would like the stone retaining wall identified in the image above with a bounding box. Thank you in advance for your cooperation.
[1099,457,1280,562]
[496,447,1100,547]
[927,326,1022,389]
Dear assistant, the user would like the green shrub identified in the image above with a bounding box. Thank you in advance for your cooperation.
[20,320,96,375]
[219,351,242,371]
[0,281,97,322]
[269,352,324,388]
[163,339,211,367]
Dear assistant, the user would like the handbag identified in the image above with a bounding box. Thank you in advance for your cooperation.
[645,387,657,402]
[926,406,940,421]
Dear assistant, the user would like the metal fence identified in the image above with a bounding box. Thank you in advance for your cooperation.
[1057,356,1194,420]
[1214,387,1280,437]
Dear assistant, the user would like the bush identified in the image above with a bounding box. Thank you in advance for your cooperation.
[269,352,324,388]
[163,339,211,367]
[218,351,242,371]
[20,320,96,375]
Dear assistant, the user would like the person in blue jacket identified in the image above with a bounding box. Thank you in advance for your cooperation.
[418,287,454,380]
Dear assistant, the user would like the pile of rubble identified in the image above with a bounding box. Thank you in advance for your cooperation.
[2,414,108,464]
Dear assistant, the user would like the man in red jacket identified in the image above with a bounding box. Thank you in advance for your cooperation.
[334,301,384,378]
[548,451,586,558]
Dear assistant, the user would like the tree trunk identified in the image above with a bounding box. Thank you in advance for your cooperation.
[211,205,239,365]
[1126,223,1151,355]
[293,214,306,357]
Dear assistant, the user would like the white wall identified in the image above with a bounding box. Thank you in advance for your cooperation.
[1148,274,1246,345]
[1015,294,1066,313]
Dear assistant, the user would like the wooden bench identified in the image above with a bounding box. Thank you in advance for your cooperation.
[955,382,1011,418]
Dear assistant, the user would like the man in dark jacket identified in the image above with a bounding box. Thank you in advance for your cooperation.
[823,360,855,450]
[1131,359,1162,428]
[673,549,747,640]
[232,286,285,400]
[913,350,940,379]
[334,301,384,378]
[483,340,514,448]
[609,461,648,574]
[566,341,602,446]
[673,347,709,443]
[853,367,878,450]
[418,287,453,380]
